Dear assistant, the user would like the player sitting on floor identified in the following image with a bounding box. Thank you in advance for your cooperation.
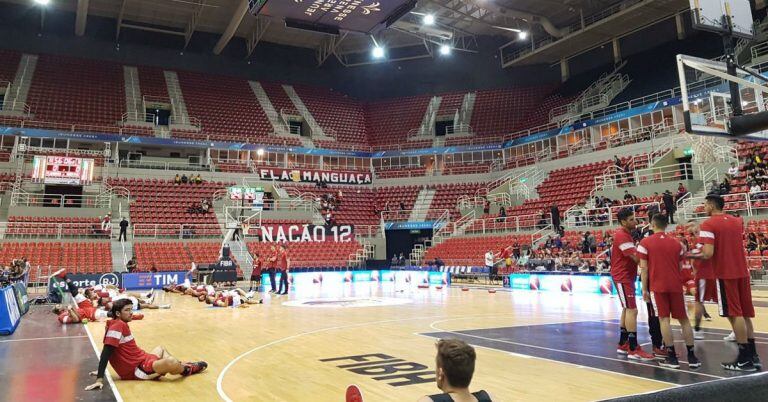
[84,299,207,391]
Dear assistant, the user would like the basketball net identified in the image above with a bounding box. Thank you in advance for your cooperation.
[684,132,717,163]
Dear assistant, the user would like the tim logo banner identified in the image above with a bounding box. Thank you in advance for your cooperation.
[257,167,372,185]
[122,271,187,290]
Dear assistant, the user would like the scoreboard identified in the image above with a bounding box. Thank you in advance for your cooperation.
[31,156,95,185]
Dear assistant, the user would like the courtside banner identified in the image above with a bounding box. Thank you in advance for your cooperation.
[0,285,22,335]
[47,273,122,294]
[261,270,451,290]
[122,271,187,290]
[259,224,354,243]
[256,167,372,184]
[12,282,29,316]
[506,273,642,295]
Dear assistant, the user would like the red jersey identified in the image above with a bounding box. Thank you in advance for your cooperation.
[278,249,289,271]
[698,214,749,279]
[637,232,685,293]
[691,244,715,280]
[611,227,637,283]
[103,319,150,380]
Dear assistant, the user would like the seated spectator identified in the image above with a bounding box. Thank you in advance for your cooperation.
[195,174,203,184]
[719,178,731,195]
[747,233,758,252]
[759,234,768,252]
[727,162,739,179]
[750,183,763,197]
[708,179,720,195]
[676,183,688,200]
[126,257,137,273]
[418,339,493,402]
[434,257,444,269]
[174,174,181,184]
[496,207,506,222]
[181,174,189,184]
[623,191,634,202]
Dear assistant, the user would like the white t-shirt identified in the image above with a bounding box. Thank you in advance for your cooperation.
[728,166,739,176]
[484,252,494,267]
[751,185,762,194]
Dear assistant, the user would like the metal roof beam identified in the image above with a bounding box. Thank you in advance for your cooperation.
[75,0,89,36]
[213,0,249,55]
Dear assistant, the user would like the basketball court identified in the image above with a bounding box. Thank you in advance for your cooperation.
[3,282,767,401]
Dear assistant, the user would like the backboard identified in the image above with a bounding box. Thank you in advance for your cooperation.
[676,53,768,141]
[690,0,754,39]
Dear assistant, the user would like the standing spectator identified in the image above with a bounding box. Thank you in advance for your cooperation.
[662,190,675,224]
[484,250,495,277]
[483,198,490,215]
[118,217,129,241]
[497,206,506,222]
[550,204,560,231]
[101,214,112,237]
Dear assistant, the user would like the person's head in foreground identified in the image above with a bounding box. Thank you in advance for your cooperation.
[704,194,724,216]
[419,339,493,402]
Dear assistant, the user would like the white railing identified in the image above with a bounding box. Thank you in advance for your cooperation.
[445,124,472,135]
[0,222,113,239]
[122,111,156,124]
[118,159,207,171]
[682,191,768,221]
[565,201,660,228]
[0,99,31,115]
[531,224,554,245]
[169,115,201,129]
[12,192,110,209]
[595,163,693,191]
[464,214,552,234]
[132,223,223,239]
[751,41,768,61]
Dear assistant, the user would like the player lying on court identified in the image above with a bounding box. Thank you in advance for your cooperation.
[85,299,207,391]
[638,214,700,369]
[51,278,162,324]
[49,268,169,310]
[202,288,262,307]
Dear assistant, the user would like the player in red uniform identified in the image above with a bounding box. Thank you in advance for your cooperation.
[276,244,291,295]
[688,242,717,340]
[85,299,207,391]
[610,208,654,361]
[638,214,700,369]
[267,245,278,293]
[688,195,760,371]
[249,253,262,292]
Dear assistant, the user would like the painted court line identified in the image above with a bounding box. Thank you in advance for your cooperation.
[0,335,88,343]
[216,312,536,402]
[427,319,724,381]
[83,325,124,402]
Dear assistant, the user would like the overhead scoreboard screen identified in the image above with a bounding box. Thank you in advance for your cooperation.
[31,156,95,185]
[250,0,416,34]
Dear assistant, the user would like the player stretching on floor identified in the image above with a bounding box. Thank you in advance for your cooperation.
[688,195,761,371]
[611,208,654,361]
[638,214,700,369]
[85,299,207,391]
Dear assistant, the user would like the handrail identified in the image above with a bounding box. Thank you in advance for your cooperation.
[565,201,660,228]
[595,163,694,191]
[132,223,223,239]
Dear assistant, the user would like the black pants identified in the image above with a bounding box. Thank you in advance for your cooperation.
[119,229,127,241]
[278,270,289,294]
[646,302,663,348]
[268,268,277,292]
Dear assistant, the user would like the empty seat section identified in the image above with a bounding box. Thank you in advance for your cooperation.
[134,242,191,271]
[248,240,362,268]
[293,84,368,147]
[424,234,532,266]
[365,95,430,149]
[0,49,20,84]
[0,242,112,281]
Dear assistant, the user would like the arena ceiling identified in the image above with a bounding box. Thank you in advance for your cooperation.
[2,0,682,66]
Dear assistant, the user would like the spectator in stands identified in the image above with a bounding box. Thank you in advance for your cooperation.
[126,257,137,273]
[582,232,597,254]
[708,179,720,195]
[727,162,739,180]
[759,234,768,253]
[512,241,521,259]
[550,204,560,230]
[718,177,732,195]
[398,253,406,266]
[662,190,675,224]
[181,174,189,184]
[400,201,405,211]
[101,214,112,237]
[391,255,399,266]
[194,174,203,184]
[553,234,563,249]
[118,217,129,241]
[434,257,444,269]
[497,207,506,222]
[174,174,181,185]
[483,198,490,215]
[623,191,633,202]
[484,250,495,279]
[418,339,493,402]
[614,155,623,170]
[750,182,764,198]
[747,233,758,253]
[676,183,688,200]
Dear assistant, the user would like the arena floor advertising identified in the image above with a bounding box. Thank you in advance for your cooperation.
[2,280,766,402]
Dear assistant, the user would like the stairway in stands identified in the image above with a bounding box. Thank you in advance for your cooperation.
[0,54,36,116]
[250,81,289,135]
[410,188,436,221]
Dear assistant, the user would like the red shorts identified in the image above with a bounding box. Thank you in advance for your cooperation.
[649,291,687,319]
[123,354,160,380]
[696,278,718,303]
[717,277,755,318]
[615,282,637,310]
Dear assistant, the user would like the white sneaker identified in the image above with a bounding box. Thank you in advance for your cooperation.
[245,291,256,300]
[694,330,705,340]
[723,331,736,342]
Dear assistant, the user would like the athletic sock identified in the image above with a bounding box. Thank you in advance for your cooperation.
[748,338,757,356]
[628,332,638,351]
[619,327,628,345]
[182,365,190,376]
[738,343,750,362]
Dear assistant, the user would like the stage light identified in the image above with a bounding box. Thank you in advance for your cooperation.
[256,148,265,157]
[34,0,50,5]
[372,46,385,59]
[439,44,451,56]
[519,31,528,40]
[423,14,435,25]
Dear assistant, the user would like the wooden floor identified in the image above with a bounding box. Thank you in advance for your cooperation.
[84,284,768,402]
